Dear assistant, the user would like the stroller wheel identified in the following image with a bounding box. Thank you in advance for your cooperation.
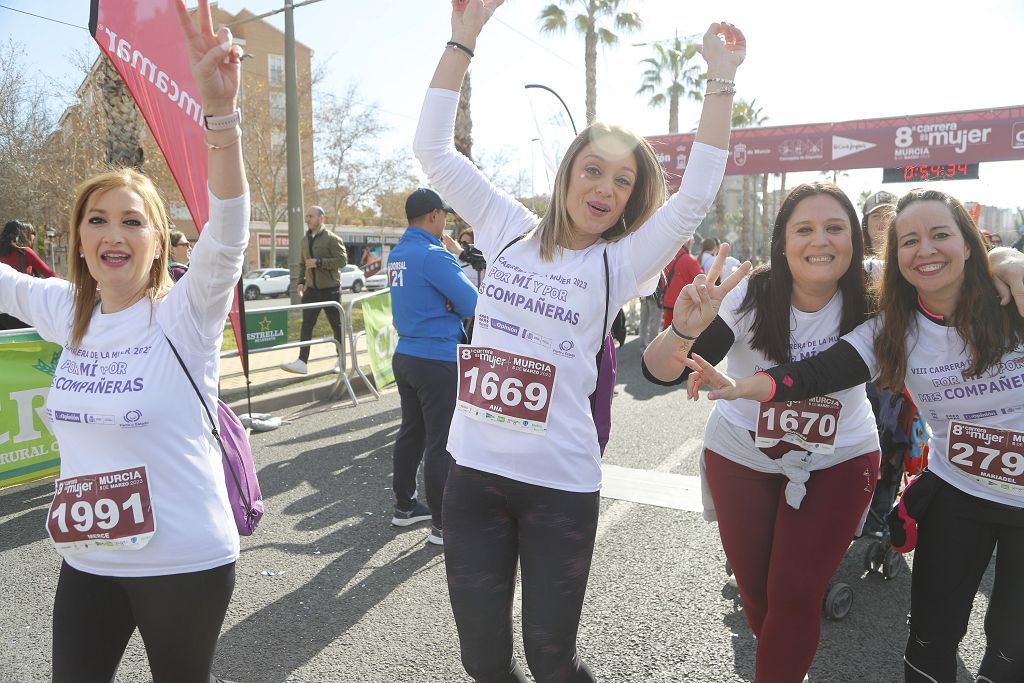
[824,582,853,621]
[863,540,886,573]
[882,547,904,580]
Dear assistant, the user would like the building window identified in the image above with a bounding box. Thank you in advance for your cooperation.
[270,92,286,122]
[268,54,285,87]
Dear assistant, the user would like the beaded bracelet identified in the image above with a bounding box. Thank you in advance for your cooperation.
[706,86,737,97]
[707,76,736,86]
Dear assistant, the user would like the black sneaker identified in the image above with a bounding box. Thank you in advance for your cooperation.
[427,524,443,546]
[391,501,431,527]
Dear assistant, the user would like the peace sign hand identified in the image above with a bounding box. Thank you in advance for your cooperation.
[451,0,505,48]
[684,353,774,403]
[671,243,751,338]
[174,0,241,112]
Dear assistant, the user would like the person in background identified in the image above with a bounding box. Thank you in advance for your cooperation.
[1,220,58,329]
[168,229,192,281]
[281,205,348,375]
[698,236,720,274]
[388,187,478,545]
[660,237,703,330]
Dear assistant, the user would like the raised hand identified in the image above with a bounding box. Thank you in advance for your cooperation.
[694,22,746,72]
[683,353,773,402]
[451,0,505,48]
[174,0,241,112]
[671,243,751,338]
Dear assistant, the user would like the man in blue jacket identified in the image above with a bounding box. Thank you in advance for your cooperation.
[388,188,477,545]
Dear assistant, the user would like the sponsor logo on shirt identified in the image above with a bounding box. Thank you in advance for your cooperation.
[491,318,520,336]
[964,410,999,420]
[121,409,149,429]
[85,414,116,425]
[54,410,82,423]
[521,328,551,349]
[1001,405,1024,415]
[552,339,576,358]
[476,314,490,329]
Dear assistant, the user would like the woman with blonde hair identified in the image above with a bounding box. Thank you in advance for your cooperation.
[414,1,745,680]
[0,1,249,680]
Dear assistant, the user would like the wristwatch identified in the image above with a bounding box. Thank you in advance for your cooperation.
[203,110,242,131]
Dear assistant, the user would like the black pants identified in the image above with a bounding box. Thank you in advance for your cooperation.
[392,352,457,527]
[905,480,1024,682]
[444,464,599,683]
[52,560,236,683]
[298,286,343,362]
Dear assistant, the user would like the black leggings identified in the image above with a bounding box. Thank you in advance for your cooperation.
[52,560,236,683]
[443,464,599,683]
[904,480,1024,682]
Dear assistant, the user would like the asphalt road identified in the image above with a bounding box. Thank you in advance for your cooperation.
[0,335,994,682]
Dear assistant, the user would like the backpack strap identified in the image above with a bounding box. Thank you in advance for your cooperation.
[601,247,611,337]
[164,335,252,512]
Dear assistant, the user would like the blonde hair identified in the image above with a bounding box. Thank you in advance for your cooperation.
[537,123,667,261]
[68,168,172,350]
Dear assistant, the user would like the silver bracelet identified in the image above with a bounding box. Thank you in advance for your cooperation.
[706,86,737,97]
[707,76,736,86]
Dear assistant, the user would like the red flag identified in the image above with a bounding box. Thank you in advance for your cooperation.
[89,0,250,376]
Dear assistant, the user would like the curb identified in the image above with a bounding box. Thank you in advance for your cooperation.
[223,371,383,416]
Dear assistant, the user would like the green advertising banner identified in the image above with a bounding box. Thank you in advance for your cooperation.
[0,340,63,488]
[245,310,288,350]
[360,293,397,388]
[0,330,43,345]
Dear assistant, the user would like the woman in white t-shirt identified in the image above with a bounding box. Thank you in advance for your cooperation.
[0,2,249,681]
[686,189,1024,683]
[414,2,745,680]
[643,182,880,682]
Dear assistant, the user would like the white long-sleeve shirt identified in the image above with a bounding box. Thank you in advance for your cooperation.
[0,189,250,577]
[414,88,727,492]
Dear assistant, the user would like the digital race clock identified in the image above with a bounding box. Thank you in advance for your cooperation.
[882,163,980,183]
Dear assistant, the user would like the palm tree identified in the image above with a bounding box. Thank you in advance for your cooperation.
[538,0,641,125]
[95,58,143,169]
[635,35,702,134]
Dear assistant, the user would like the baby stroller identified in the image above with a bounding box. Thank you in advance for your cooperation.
[858,384,930,581]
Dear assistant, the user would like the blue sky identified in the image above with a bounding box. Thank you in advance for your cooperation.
[3,0,1023,217]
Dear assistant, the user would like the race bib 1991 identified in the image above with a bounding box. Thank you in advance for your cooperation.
[456,345,556,434]
[755,396,842,454]
[948,420,1024,500]
[46,465,156,553]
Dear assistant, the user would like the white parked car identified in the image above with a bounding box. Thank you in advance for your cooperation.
[364,271,388,291]
[242,268,290,300]
[340,264,366,293]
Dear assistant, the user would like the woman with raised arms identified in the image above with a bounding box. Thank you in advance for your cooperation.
[413,1,745,680]
[0,2,249,680]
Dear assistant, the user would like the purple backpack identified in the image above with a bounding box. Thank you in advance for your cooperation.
[165,336,264,535]
[495,237,616,454]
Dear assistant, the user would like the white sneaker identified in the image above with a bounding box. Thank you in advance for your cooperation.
[280,359,308,374]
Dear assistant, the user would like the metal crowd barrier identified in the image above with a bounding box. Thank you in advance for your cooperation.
[222,300,357,405]
[345,288,390,402]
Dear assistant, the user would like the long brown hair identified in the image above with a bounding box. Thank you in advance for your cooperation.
[68,168,172,350]
[737,182,870,364]
[874,189,1024,390]
[537,123,666,261]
